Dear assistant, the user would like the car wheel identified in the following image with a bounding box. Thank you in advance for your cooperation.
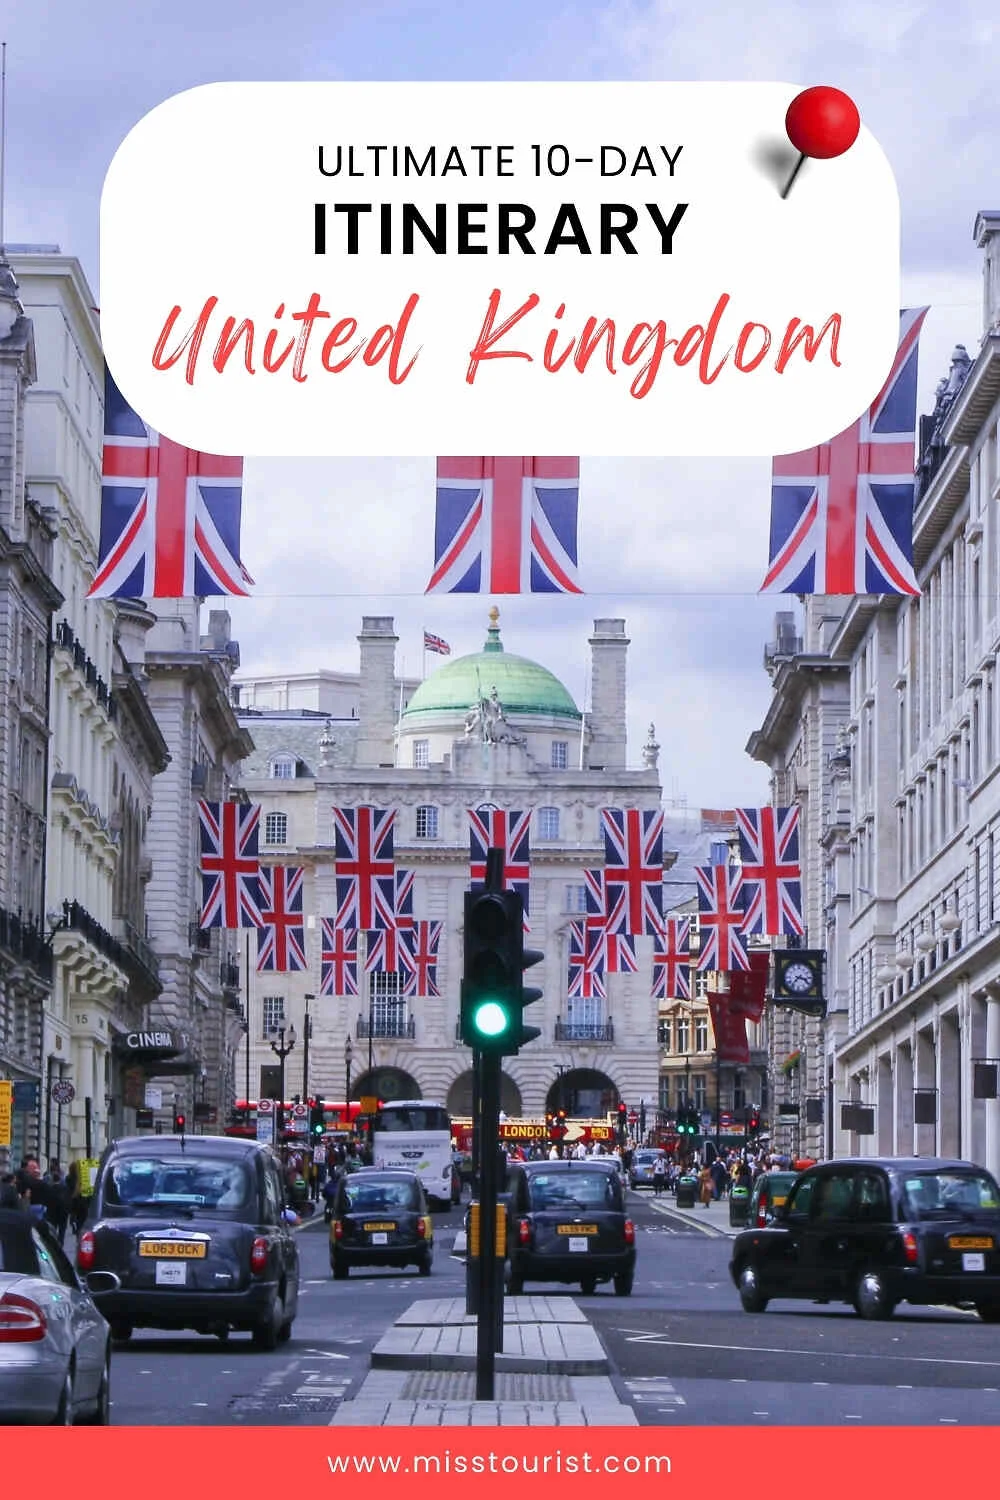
[417,1254,432,1277]
[251,1292,283,1350]
[507,1272,524,1295]
[613,1272,633,1297]
[52,1370,74,1426]
[579,1275,598,1295]
[83,1360,111,1425]
[976,1303,1000,1323]
[332,1258,349,1280]
[854,1270,896,1320]
[737,1263,769,1313]
[110,1321,133,1344]
[277,1318,294,1343]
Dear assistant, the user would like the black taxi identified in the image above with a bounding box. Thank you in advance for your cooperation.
[78,1135,300,1348]
[328,1169,433,1278]
[504,1158,636,1296]
[730,1156,1000,1321]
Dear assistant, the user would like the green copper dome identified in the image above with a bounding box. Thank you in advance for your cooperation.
[404,608,581,721]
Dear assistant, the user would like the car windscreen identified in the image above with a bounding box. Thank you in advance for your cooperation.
[760,1174,798,1196]
[901,1170,1000,1219]
[342,1180,420,1213]
[374,1106,450,1132]
[100,1155,255,1215]
[527,1172,622,1211]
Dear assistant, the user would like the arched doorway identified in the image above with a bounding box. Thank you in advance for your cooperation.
[545,1068,619,1118]
[352,1066,421,1103]
[446,1070,523,1117]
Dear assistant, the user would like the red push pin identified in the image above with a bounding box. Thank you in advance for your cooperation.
[782,86,860,199]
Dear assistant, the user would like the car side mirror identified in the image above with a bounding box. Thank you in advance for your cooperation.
[86,1270,121,1296]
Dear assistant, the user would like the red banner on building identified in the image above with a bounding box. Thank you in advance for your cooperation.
[707,992,751,1065]
[727,950,769,1021]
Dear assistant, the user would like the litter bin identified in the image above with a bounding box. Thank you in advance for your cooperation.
[675,1174,697,1209]
[729,1185,750,1227]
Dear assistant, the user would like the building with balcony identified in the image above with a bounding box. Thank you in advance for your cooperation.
[746,210,1000,1180]
[235,609,670,1125]
[0,259,62,1167]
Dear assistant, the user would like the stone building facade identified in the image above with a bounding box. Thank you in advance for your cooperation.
[234,610,668,1126]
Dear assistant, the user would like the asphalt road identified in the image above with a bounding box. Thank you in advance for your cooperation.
[99,1186,1000,1426]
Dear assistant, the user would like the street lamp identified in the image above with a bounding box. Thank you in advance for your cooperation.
[344,1036,354,1119]
[269,1023,297,1140]
[302,994,314,1099]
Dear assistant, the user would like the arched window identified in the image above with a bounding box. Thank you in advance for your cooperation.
[269,754,296,780]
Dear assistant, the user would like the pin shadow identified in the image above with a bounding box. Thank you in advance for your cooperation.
[753,138,801,195]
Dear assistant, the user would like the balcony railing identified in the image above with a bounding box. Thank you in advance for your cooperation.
[115,917,160,990]
[356,1014,416,1040]
[0,908,53,981]
[220,958,241,991]
[189,922,213,951]
[554,1020,615,1043]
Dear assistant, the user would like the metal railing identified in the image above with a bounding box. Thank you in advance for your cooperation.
[220,958,241,991]
[554,1020,615,1043]
[0,908,52,980]
[356,1014,416,1040]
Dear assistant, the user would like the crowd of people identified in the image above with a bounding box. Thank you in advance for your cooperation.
[0,1155,90,1239]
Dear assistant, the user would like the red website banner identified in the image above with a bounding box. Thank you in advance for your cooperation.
[12,1428,986,1496]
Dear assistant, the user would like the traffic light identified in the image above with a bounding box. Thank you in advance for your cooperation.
[310,1096,325,1138]
[459,887,543,1055]
[547,1110,567,1142]
[617,1101,628,1129]
[172,1112,186,1135]
[677,1106,697,1136]
[748,1106,761,1136]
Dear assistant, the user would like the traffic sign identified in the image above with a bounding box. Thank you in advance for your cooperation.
[359,1095,378,1114]
[256,1113,275,1143]
[257,1096,274,1113]
[292,1102,308,1119]
[628,1110,639,1124]
[0,1081,11,1147]
[51,1080,75,1105]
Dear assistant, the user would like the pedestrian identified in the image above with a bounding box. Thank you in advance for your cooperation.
[652,1153,666,1197]
[698,1163,714,1207]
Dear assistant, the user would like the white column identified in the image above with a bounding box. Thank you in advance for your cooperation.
[986,995,1000,1181]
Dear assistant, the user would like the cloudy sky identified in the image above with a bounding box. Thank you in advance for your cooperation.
[4,1,992,805]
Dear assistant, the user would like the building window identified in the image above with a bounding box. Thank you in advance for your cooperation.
[415,805,439,839]
[658,1020,672,1051]
[269,755,296,780]
[261,995,285,1036]
[413,739,430,769]
[264,812,288,845]
[693,971,708,999]
[538,806,560,840]
[692,1074,707,1111]
[565,884,588,913]
[676,1017,690,1053]
[695,1016,709,1052]
[658,1077,672,1112]
[368,972,408,1035]
[551,740,568,770]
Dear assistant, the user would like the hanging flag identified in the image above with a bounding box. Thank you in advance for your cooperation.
[90,366,253,599]
[583,869,635,973]
[427,456,582,594]
[423,630,451,656]
[256,866,307,972]
[652,917,691,1000]
[727,951,770,1021]
[364,927,414,976]
[320,920,359,997]
[333,806,397,931]
[567,920,606,999]
[403,921,443,997]
[198,800,264,929]
[695,864,749,972]
[707,991,751,1065]
[761,307,929,596]
[468,808,531,916]
[601,808,664,936]
[735,806,804,937]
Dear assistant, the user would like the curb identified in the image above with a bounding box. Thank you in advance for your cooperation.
[646,1200,734,1239]
[370,1349,610,1376]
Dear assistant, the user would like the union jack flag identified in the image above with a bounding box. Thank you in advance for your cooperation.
[651,917,691,1000]
[423,630,451,656]
[583,869,635,973]
[600,808,664,936]
[364,927,413,976]
[333,806,397,931]
[403,921,443,998]
[736,806,804,937]
[89,367,253,600]
[198,800,264,929]
[761,308,929,596]
[567,920,606,999]
[256,866,307,972]
[695,864,749,973]
[427,457,582,594]
[468,808,531,917]
[320,920,359,997]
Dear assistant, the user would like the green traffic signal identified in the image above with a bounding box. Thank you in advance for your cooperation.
[471,999,509,1037]
[460,885,543,1055]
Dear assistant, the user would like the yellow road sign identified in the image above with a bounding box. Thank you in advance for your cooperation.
[359,1095,379,1115]
[0,1080,11,1148]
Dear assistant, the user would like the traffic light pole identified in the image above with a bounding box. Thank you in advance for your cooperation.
[475,1045,502,1401]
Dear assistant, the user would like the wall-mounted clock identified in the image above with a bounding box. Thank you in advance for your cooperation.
[773,950,826,1016]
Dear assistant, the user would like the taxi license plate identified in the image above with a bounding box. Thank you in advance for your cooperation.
[567,1237,589,1253]
[949,1236,993,1250]
[139,1241,206,1258]
[773,1196,788,1207]
[155,1262,187,1286]
[557,1224,598,1235]
[363,1222,396,1232]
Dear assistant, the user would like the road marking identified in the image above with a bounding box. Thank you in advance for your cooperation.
[940,1418,958,1423]
[609,1332,1000,1371]
[844,1415,862,1420]
[753,1411,769,1417]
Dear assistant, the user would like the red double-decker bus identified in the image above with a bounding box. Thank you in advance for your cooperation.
[225,1099,365,1140]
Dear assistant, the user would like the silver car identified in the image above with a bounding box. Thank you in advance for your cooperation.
[0,1208,118,1424]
